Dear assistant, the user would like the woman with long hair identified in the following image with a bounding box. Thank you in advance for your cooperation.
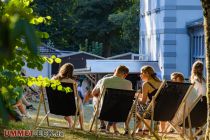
[190,60,206,97]
[135,65,163,134]
[52,63,84,129]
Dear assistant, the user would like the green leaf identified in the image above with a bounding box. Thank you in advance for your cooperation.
[24,21,39,54]
[27,81,33,87]
[47,58,53,64]
[1,87,8,95]
[51,55,56,59]
[24,1,30,6]
[37,75,43,80]
[43,32,49,39]
[46,16,51,20]
[54,58,61,63]
[37,17,44,23]
[57,85,62,91]
[65,87,72,93]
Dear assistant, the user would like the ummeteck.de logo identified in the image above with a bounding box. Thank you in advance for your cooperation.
[4,129,64,137]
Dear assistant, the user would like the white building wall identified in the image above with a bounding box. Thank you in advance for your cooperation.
[23,62,52,78]
[140,0,202,79]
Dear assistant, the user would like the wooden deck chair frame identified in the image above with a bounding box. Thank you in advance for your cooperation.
[34,83,83,130]
[133,80,194,140]
[166,94,207,140]
[161,83,195,139]
[89,86,138,137]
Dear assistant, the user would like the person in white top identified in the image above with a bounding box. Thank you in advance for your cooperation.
[190,60,206,97]
[92,65,132,134]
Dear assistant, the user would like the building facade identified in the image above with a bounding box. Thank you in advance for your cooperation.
[139,0,204,79]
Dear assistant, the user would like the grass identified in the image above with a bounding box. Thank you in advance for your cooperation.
[0,102,180,140]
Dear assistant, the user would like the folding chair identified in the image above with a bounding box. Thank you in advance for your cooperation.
[175,95,207,139]
[133,80,194,139]
[90,87,136,136]
[34,82,83,130]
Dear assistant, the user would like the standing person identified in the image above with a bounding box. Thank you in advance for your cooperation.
[190,60,206,97]
[52,63,84,129]
[92,65,132,134]
[81,79,90,99]
[136,65,162,134]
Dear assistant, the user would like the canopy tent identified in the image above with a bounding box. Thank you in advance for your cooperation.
[74,60,161,76]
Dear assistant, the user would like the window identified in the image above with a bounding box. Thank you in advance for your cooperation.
[141,37,145,54]
[140,0,145,13]
[191,34,206,75]
[156,34,160,61]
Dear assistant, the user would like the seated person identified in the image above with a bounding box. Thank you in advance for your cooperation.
[9,88,31,119]
[24,85,40,103]
[21,69,37,110]
[92,65,132,134]
[90,74,112,131]
[171,72,198,127]
[136,65,162,134]
[52,63,84,129]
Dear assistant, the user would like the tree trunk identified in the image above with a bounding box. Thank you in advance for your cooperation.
[102,41,112,57]
[201,0,210,139]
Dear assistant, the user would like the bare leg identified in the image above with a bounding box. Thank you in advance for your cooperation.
[113,123,119,133]
[64,116,72,128]
[134,114,143,134]
[21,96,30,106]
[78,98,84,130]
[159,121,166,132]
[79,112,84,130]
[14,100,26,115]
[106,122,112,132]
[144,119,151,130]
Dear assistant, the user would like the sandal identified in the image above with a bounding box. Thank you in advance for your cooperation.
[114,130,120,135]
[124,129,129,135]
[142,130,149,135]
[132,129,143,136]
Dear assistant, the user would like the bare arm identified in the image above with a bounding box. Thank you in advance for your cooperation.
[91,86,100,97]
[139,83,149,104]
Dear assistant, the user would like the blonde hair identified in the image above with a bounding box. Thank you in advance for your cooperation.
[171,72,184,82]
[54,63,74,80]
[190,60,205,83]
[141,65,161,82]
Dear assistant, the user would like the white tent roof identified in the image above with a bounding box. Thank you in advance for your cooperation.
[74,60,161,76]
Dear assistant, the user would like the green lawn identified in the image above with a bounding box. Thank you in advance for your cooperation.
[0,102,179,140]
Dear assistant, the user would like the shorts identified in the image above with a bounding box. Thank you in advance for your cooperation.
[137,102,151,119]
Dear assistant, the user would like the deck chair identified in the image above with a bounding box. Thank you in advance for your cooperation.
[173,95,207,139]
[90,87,136,136]
[34,82,83,130]
[133,80,194,140]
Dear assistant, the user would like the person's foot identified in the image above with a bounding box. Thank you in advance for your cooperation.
[114,130,120,135]
[196,128,203,136]
[22,112,32,119]
[99,125,106,132]
[132,129,143,136]
[13,110,23,121]
[26,105,36,110]
[124,129,129,135]
[142,129,149,135]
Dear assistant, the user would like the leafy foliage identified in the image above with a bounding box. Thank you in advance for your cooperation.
[32,0,76,50]
[0,0,64,123]
[33,0,139,57]
[79,39,103,56]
